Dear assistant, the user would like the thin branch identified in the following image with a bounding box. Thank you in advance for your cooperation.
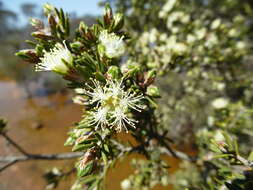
[236,154,253,168]
[1,133,29,155]
[0,132,84,173]
[0,152,83,163]
[111,140,196,162]
[0,160,17,172]
[159,147,197,162]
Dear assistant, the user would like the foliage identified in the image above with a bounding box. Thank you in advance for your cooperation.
[16,0,253,190]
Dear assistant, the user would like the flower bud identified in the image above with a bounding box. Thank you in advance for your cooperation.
[48,15,57,29]
[32,30,53,40]
[43,3,54,16]
[29,18,44,29]
[15,49,39,63]
[147,85,160,98]
[107,66,122,79]
[103,4,113,26]
[113,13,124,30]
[79,21,88,34]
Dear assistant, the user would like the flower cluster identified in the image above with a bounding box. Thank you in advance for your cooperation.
[75,80,144,132]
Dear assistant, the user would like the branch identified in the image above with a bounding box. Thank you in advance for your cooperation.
[0,152,84,163]
[236,154,253,168]
[0,160,17,172]
[111,140,196,162]
[159,147,197,162]
[0,152,83,172]
[1,132,29,155]
[0,132,84,172]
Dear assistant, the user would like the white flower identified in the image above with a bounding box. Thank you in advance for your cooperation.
[121,179,132,190]
[236,41,247,50]
[195,28,207,40]
[187,34,197,44]
[81,80,144,132]
[211,19,221,30]
[36,43,73,74]
[111,107,137,132]
[120,91,145,112]
[211,98,229,109]
[88,107,109,130]
[163,0,177,13]
[149,28,158,43]
[99,30,125,58]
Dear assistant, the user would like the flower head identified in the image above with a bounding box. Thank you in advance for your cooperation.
[211,98,229,109]
[99,30,125,58]
[36,43,73,74]
[80,80,144,132]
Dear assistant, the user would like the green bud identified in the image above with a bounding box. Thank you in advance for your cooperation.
[43,3,54,16]
[48,15,57,30]
[147,85,160,98]
[15,49,39,63]
[104,4,113,26]
[107,66,122,79]
[32,31,53,40]
[146,69,157,80]
[71,42,83,51]
[113,13,124,30]
[97,44,106,57]
[79,21,88,34]
[122,63,141,78]
[29,18,44,29]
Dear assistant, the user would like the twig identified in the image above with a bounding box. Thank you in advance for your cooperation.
[0,160,17,172]
[111,140,196,162]
[0,132,84,172]
[0,152,84,163]
[236,154,253,168]
[0,152,83,173]
[1,133,29,155]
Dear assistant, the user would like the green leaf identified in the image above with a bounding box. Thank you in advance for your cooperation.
[222,131,233,151]
[248,151,253,161]
[81,175,97,184]
[77,162,94,177]
[72,143,94,152]
[101,151,108,165]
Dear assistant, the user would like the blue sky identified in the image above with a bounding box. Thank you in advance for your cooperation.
[3,0,102,24]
